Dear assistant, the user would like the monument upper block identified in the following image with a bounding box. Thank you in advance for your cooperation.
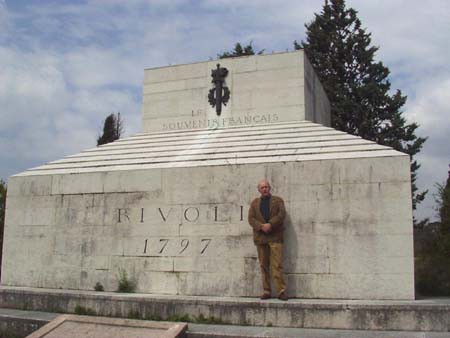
[142,50,330,132]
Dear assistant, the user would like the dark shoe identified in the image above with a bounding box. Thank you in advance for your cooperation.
[260,293,271,300]
[278,291,288,301]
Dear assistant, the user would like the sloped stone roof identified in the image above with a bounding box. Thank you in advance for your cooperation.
[16,120,406,176]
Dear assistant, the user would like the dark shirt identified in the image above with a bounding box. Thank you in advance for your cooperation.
[260,195,271,223]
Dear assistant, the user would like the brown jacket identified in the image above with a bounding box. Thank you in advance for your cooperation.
[248,195,286,244]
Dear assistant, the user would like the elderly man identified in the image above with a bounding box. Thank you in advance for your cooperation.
[248,179,288,301]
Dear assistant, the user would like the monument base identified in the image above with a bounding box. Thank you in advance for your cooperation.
[0,286,448,333]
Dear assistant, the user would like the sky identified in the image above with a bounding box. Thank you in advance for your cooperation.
[0,0,449,221]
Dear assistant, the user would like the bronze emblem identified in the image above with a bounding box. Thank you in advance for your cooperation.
[208,64,230,116]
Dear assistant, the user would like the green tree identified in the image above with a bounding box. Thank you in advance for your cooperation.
[97,113,124,146]
[437,165,450,233]
[435,165,450,255]
[415,165,450,296]
[218,42,263,59]
[297,0,427,213]
[0,179,7,277]
[0,179,6,228]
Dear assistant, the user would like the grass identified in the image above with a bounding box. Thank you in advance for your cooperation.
[74,305,96,316]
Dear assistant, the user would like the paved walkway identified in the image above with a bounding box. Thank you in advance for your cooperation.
[1,308,450,338]
[189,323,450,337]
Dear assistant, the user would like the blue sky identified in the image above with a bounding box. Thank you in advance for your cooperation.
[0,0,449,221]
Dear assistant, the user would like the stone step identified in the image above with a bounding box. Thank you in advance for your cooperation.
[40,144,387,170]
[0,308,58,338]
[17,148,402,175]
[0,286,449,332]
[111,125,331,146]
[15,120,404,176]
[0,309,449,338]
[54,139,373,163]
[188,323,450,338]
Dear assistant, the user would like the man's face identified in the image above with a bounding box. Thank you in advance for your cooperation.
[258,181,271,197]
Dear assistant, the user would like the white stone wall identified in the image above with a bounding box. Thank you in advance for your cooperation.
[304,55,331,126]
[2,155,414,299]
[142,51,330,132]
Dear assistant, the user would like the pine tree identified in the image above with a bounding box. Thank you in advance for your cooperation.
[297,0,427,212]
[97,113,124,146]
[0,179,6,229]
[0,179,7,276]
[437,165,450,234]
[218,42,263,59]
[434,166,450,275]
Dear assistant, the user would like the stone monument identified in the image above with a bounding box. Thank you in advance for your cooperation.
[1,50,414,300]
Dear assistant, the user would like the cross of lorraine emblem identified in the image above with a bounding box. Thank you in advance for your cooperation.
[208,64,230,116]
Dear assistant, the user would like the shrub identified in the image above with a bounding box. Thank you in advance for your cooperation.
[117,268,136,293]
[94,282,104,291]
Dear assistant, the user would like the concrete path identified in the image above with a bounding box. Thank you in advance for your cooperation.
[189,323,450,337]
[1,308,450,338]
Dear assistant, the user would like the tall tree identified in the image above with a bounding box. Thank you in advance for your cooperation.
[437,165,450,235]
[218,42,263,59]
[415,165,450,295]
[97,113,124,146]
[0,179,6,228]
[297,0,427,213]
[0,179,7,277]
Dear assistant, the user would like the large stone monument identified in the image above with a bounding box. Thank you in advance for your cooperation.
[2,50,414,300]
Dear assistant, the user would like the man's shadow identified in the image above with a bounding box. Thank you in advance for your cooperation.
[283,209,299,298]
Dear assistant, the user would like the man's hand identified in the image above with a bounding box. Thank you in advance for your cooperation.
[261,223,271,233]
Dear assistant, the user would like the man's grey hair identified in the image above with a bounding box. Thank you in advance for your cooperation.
[257,179,271,189]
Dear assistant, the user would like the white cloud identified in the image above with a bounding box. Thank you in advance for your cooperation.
[0,47,68,129]
[0,0,9,33]
[408,77,450,122]
[346,1,450,83]
[63,48,140,88]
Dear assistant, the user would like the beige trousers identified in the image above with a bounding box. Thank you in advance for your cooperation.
[256,242,286,295]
